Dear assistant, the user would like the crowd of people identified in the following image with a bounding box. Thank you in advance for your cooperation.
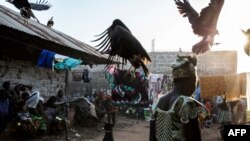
[1,55,248,141]
[0,81,71,138]
[0,81,120,140]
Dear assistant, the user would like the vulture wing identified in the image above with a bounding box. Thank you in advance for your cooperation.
[174,0,199,33]
[30,0,52,11]
[241,29,250,36]
[241,29,247,36]
[11,0,31,9]
[93,19,151,75]
[174,0,224,36]
[197,0,224,36]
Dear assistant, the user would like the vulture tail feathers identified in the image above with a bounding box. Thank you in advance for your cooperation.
[192,38,211,54]
[141,62,149,77]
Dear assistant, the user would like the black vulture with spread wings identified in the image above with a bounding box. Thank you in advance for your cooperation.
[6,0,52,23]
[93,19,151,76]
[241,29,250,56]
[174,0,224,54]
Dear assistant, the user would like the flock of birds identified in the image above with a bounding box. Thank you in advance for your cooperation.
[6,0,250,75]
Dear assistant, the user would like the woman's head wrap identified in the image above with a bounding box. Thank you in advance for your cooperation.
[25,91,43,108]
[171,54,197,78]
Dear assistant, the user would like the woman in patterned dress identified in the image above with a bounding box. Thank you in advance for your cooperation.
[218,98,231,125]
[217,97,231,139]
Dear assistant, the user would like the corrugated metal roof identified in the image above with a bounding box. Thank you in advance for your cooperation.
[0,5,110,64]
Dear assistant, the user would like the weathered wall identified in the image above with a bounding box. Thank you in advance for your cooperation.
[147,51,237,76]
[0,50,237,99]
[196,51,237,76]
[67,51,237,97]
[0,60,66,99]
[66,65,110,98]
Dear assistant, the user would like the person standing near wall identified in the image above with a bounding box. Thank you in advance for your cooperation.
[233,99,246,125]
[150,55,209,141]
[103,94,118,126]
[0,81,13,133]
[217,97,231,139]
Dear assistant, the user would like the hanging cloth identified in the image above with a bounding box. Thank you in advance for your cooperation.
[246,72,250,111]
[225,73,246,102]
[54,58,82,70]
[199,75,226,98]
[37,50,56,68]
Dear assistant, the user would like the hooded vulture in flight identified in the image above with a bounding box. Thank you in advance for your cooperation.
[174,0,224,54]
[93,19,151,76]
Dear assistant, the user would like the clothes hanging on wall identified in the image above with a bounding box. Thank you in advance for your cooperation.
[105,68,149,107]
[199,75,226,98]
[37,50,55,68]
[246,72,250,111]
[54,58,82,70]
[224,73,246,102]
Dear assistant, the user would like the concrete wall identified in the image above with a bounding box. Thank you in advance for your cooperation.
[0,60,66,99]
[66,51,237,97]
[66,66,110,98]
[147,51,237,76]
[196,51,237,76]
[1,51,235,98]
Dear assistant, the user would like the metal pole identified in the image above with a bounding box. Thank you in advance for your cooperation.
[65,70,69,98]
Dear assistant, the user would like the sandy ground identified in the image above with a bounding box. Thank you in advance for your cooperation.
[201,124,222,141]
[94,117,149,141]
[0,116,223,141]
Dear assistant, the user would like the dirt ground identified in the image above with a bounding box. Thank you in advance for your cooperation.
[0,116,223,141]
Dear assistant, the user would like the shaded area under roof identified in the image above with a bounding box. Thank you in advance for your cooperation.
[0,5,111,64]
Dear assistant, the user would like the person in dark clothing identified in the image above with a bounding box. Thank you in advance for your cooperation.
[150,55,209,141]
[13,84,23,101]
[94,92,106,120]
[217,98,231,125]
[0,81,15,99]
[217,97,231,139]
[0,81,14,133]
[44,90,70,140]
[103,95,118,126]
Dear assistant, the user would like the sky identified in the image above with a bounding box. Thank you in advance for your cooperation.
[2,0,250,73]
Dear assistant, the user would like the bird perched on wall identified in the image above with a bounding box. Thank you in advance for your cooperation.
[92,19,151,76]
[47,16,54,27]
[6,0,52,23]
[174,0,224,54]
[241,28,250,56]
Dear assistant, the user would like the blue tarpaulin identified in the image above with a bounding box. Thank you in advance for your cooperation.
[37,50,56,68]
[37,50,82,70]
[54,58,82,70]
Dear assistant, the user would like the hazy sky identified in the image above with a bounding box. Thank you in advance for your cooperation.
[2,0,250,72]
